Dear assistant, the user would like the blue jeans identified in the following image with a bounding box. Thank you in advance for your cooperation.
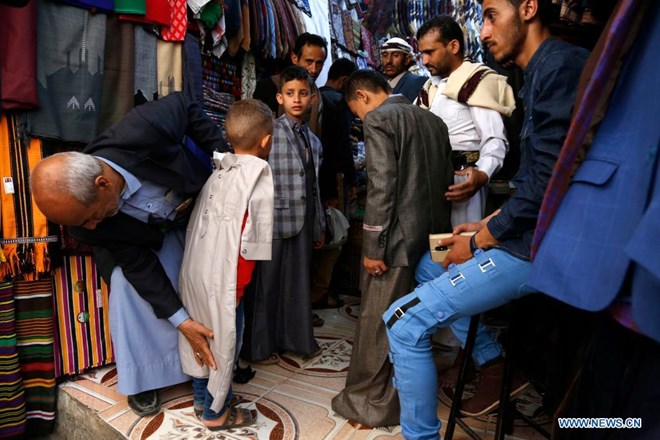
[384,248,533,440]
[192,301,245,420]
[415,252,502,366]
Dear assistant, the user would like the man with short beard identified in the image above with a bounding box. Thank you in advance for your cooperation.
[379,37,427,103]
[383,1,589,438]
[253,32,327,138]
[413,12,516,409]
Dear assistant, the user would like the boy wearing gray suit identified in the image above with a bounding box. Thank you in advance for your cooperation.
[241,66,326,363]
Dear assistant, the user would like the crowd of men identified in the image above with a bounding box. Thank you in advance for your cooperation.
[29,0,659,438]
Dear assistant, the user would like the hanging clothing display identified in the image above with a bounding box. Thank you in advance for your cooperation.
[28,0,107,143]
[0,0,38,111]
[0,282,27,439]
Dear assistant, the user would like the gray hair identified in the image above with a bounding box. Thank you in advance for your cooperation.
[52,151,103,205]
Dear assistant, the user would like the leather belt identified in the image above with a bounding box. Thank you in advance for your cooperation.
[451,151,480,171]
[386,297,421,328]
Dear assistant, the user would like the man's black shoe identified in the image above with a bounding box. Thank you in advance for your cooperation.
[127,390,161,416]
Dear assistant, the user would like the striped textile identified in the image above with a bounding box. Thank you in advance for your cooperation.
[0,114,53,281]
[0,282,26,439]
[53,256,114,377]
[13,278,56,436]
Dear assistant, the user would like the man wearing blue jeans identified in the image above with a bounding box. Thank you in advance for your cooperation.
[383,1,589,438]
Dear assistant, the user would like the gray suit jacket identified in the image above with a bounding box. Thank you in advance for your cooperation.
[269,115,325,239]
[363,95,453,267]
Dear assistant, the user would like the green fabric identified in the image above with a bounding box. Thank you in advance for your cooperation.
[200,0,223,28]
[114,0,146,14]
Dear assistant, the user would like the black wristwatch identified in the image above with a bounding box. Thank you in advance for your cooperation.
[469,233,479,255]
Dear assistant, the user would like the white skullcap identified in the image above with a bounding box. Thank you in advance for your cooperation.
[381,37,414,56]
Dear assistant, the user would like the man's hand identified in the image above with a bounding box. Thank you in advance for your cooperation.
[178,319,216,370]
[348,186,357,202]
[323,199,339,209]
[445,167,489,202]
[364,256,389,277]
[439,234,473,268]
[313,231,326,249]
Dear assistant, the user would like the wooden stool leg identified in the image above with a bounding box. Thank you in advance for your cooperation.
[444,315,480,440]
[495,320,515,440]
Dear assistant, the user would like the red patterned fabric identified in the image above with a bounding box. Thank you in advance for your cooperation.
[161,0,187,41]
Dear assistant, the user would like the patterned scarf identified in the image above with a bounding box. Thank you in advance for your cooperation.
[0,282,27,439]
[0,114,55,281]
[13,278,56,436]
[52,256,114,377]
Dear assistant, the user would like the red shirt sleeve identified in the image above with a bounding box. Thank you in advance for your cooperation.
[236,212,256,300]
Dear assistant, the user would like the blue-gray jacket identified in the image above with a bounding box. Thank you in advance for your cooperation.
[488,39,589,259]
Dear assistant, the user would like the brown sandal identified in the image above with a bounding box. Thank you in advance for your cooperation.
[203,407,258,431]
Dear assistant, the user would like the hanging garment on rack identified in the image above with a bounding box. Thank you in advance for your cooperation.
[0,0,38,111]
[115,0,146,14]
[157,39,183,96]
[98,16,136,134]
[0,282,27,439]
[183,33,204,103]
[52,256,114,377]
[60,0,115,13]
[241,51,257,100]
[134,26,159,103]
[287,0,311,18]
[13,278,56,437]
[28,0,107,143]
[161,0,188,41]
[0,114,54,281]
[118,0,171,25]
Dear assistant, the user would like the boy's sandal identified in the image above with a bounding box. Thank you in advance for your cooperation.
[205,407,258,431]
[194,395,241,418]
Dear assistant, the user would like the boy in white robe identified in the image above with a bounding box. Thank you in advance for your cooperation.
[178,99,274,430]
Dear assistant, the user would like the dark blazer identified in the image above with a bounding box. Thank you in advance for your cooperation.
[362,95,453,267]
[392,71,428,103]
[319,85,356,201]
[70,92,228,319]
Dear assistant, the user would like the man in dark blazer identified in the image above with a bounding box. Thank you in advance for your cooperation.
[331,69,453,427]
[380,37,427,103]
[31,92,229,416]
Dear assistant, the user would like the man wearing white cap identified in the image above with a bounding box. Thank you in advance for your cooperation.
[380,37,427,102]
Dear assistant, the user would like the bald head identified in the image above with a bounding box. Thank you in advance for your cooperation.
[31,152,124,229]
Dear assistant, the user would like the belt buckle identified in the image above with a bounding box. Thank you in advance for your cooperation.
[394,307,405,320]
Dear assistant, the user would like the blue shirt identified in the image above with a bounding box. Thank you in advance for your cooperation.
[98,157,185,224]
[487,38,589,259]
[97,157,190,327]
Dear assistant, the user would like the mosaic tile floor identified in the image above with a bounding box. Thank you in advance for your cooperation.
[57,296,550,439]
